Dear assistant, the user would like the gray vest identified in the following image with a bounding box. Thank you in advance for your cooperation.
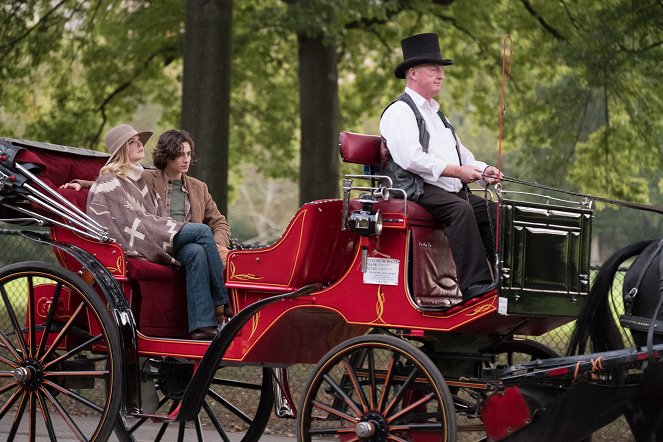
[381,93,460,201]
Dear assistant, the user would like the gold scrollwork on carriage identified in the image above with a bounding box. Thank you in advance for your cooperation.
[229,261,263,281]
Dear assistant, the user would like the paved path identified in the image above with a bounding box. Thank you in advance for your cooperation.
[0,416,297,441]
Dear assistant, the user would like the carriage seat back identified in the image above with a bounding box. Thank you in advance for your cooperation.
[339,131,382,168]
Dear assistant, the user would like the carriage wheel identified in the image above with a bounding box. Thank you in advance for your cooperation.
[115,361,274,442]
[298,334,457,442]
[0,261,122,441]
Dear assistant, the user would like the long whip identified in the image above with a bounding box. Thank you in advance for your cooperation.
[494,34,513,257]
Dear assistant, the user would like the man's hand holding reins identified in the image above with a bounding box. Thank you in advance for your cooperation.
[481,166,502,184]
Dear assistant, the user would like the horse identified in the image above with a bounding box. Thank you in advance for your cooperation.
[568,239,663,442]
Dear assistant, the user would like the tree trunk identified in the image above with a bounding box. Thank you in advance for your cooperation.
[297,33,340,205]
[181,0,232,215]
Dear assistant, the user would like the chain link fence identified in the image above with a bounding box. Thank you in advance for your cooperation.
[0,226,633,439]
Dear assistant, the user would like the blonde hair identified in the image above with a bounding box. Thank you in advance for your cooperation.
[99,142,133,180]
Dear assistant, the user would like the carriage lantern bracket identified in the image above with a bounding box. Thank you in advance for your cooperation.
[347,192,383,237]
[341,175,391,235]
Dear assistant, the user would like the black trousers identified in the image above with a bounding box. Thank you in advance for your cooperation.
[417,184,495,291]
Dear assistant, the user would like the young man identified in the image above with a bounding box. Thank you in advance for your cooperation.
[380,33,501,299]
[144,129,231,264]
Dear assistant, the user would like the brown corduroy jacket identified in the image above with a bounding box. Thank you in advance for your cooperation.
[142,169,231,263]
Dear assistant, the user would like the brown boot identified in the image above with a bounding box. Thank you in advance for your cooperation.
[214,305,226,323]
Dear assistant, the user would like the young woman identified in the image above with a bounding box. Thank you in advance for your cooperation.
[86,124,228,340]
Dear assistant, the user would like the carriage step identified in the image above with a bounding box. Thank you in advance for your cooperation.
[127,412,176,423]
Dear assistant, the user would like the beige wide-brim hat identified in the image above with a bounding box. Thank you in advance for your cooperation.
[104,124,153,165]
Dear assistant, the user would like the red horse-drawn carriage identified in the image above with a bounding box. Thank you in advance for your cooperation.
[0,133,660,441]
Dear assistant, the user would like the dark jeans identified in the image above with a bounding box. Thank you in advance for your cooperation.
[417,184,495,292]
[173,223,229,332]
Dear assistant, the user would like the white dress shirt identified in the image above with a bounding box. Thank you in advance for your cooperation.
[379,88,486,193]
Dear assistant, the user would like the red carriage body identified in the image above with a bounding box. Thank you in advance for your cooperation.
[16,135,581,362]
[1,134,654,442]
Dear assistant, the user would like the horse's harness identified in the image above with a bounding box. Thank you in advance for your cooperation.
[618,239,663,338]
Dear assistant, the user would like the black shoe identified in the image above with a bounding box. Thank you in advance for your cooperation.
[190,326,219,341]
[463,281,497,300]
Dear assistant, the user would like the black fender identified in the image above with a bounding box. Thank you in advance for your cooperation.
[177,283,323,422]
[20,230,142,415]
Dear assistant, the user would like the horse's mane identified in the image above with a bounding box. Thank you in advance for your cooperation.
[567,240,654,356]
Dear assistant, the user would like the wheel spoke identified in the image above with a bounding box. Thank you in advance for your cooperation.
[43,380,105,413]
[35,282,63,360]
[0,285,29,358]
[387,433,410,442]
[378,352,397,411]
[29,391,36,442]
[322,373,363,417]
[27,276,36,359]
[7,389,29,441]
[0,380,19,394]
[0,353,19,369]
[177,420,186,442]
[207,388,253,424]
[38,301,85,363]
[42,387,88,441]
[0,328,22,363]
[36,391,58,442]
[202,400,231,442]
[211,377,263,390]
[193,416,204,441]
[0,387,22,420]
[384,365,419,417]
[341,358,369,414]
[387,392,435,423]
[311,399,358,424]
[367,348,377,410]
[42,331,103,369]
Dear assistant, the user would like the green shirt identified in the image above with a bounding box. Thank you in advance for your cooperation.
[169,179,186,221]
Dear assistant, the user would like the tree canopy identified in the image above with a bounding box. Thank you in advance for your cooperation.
[1,0,662,246]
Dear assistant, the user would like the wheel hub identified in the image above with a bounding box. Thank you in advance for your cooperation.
[13,359,43,391]
[356,413,388,441]
[153,357,194,400]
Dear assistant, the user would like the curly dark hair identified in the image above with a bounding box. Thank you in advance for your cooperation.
[153,129,196,170]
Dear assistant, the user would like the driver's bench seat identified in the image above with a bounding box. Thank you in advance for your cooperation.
[338,131,462,308]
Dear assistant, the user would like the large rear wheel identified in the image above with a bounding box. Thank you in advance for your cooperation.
[298,334,457,441]
[0,261,122,441]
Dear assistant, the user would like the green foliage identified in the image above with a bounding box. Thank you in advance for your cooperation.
[0,0,182,149]
[1,0,661,225]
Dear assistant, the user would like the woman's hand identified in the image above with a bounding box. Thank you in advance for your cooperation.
[59,182,82,191]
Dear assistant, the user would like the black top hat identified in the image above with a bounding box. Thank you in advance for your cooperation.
[394,33,453,79]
